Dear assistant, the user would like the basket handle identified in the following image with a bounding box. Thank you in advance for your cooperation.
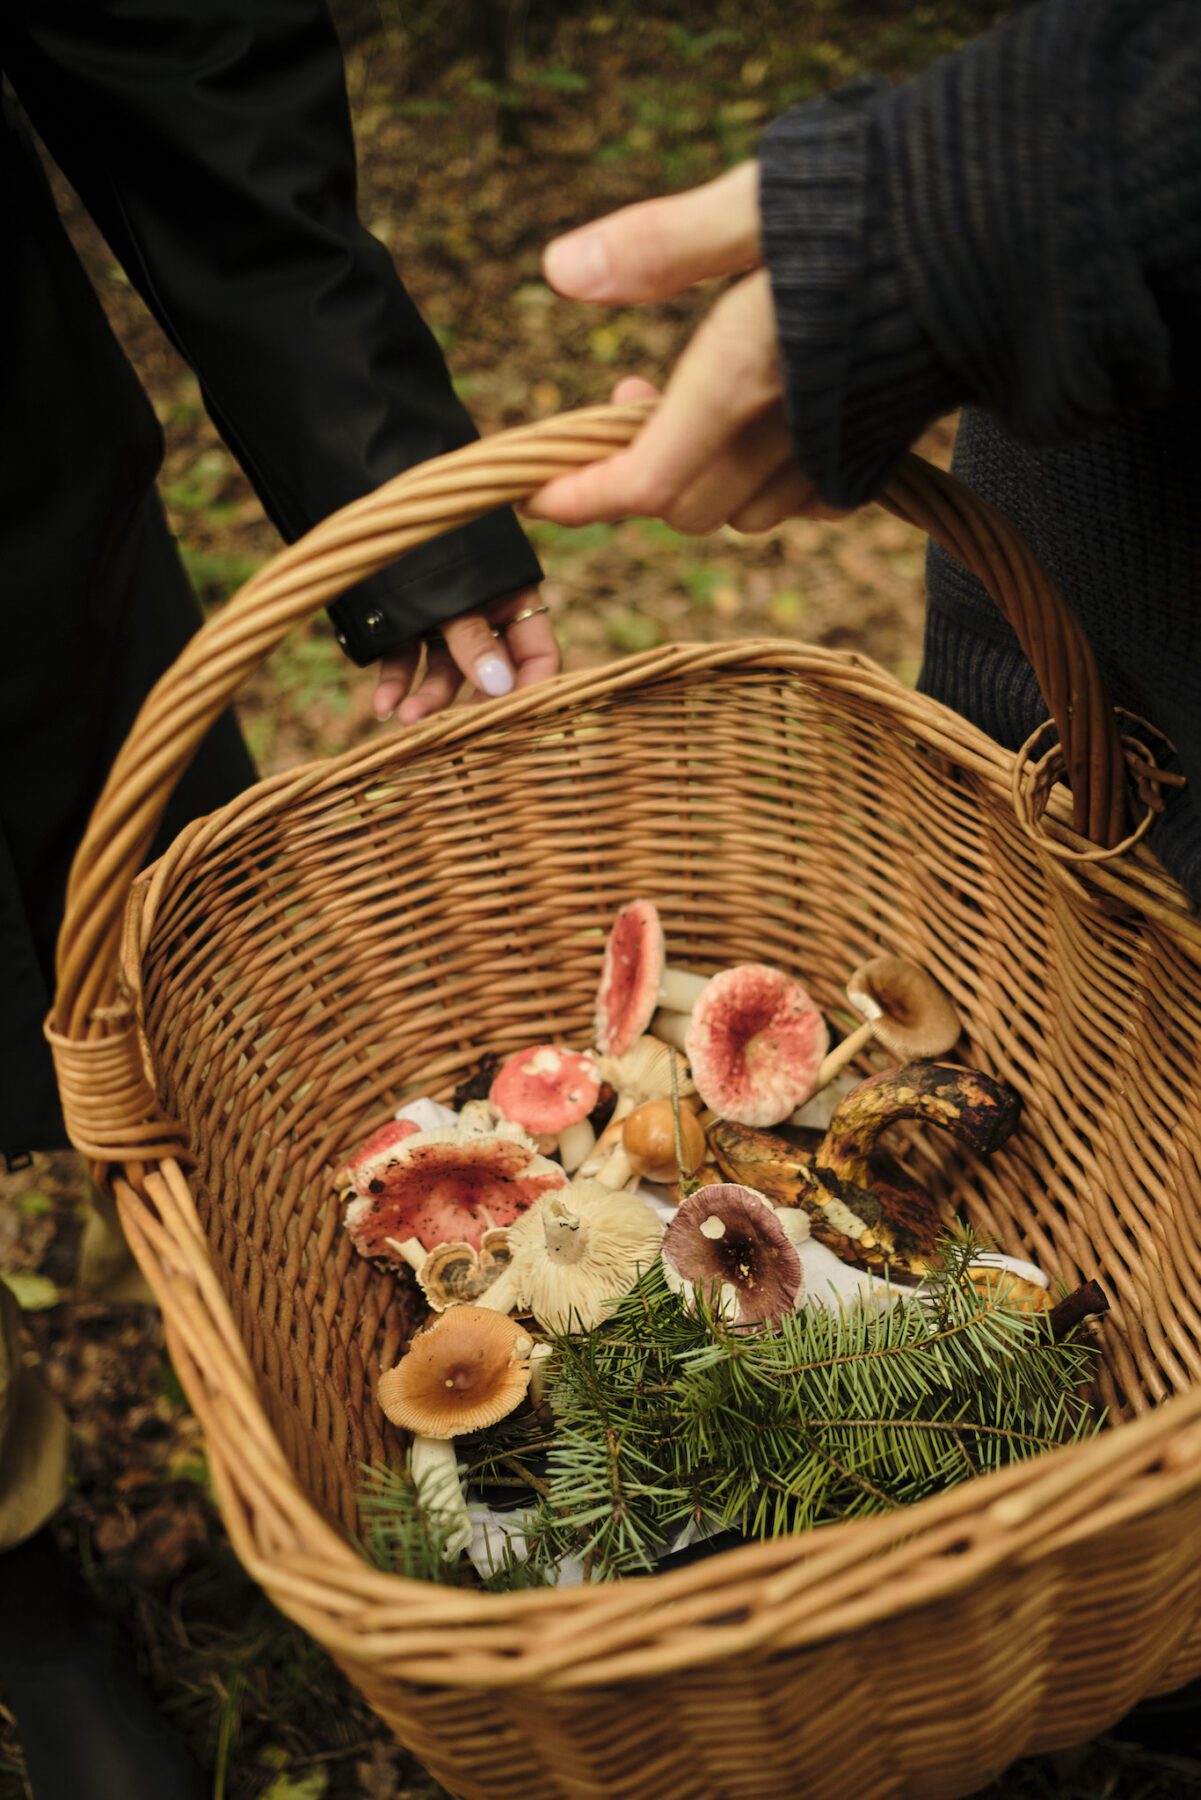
[48,403,1128,1156]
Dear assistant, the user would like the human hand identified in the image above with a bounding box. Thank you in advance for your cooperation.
[526,162,843,534]
[372,586,559,724]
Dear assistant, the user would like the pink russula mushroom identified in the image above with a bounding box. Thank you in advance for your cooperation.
[335,1117,422,1195]
[662,1183,806,1326]
[685,965,829,1127]
[343,1127,567,1263]
[489,1045,601,1171]
[595,900,711,1058]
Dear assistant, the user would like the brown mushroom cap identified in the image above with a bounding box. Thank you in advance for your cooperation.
[845,958,961,1061]
[685,965,828,1126]
[622,1099,707,1182]
[662,1183,804,1325]
[377,1307,534,1438]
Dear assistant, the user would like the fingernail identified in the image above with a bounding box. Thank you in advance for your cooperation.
[373,698,395,721]
[475,655,515,698]
[545,232,610,298]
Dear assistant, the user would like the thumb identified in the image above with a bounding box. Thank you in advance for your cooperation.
[543,161,760,304]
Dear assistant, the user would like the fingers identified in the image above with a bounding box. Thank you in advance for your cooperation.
[373,645,420,721]
[396,637,461,725]
[526,271,783,529]
[611,376,661,404]
[441,610,517,700]
[503,608,561,688]
[543,162,760,304]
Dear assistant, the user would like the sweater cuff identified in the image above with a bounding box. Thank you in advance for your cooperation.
[327,507,544,666]
[759,82,960,510]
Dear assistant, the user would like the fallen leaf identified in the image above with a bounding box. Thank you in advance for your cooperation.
[1,1270,60,1311]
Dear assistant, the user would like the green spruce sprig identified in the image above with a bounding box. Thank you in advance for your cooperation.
[360,1231,1104,1589]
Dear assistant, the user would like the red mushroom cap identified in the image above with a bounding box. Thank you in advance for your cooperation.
[489,1046,601,1136]
[595,899,666,1057]
[685,965,829,1127]
[336,1118,421,1192]
[344,1133,568,1259]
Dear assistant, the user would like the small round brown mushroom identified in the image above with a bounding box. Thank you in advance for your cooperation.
[594,1098,707,1188]
[806,957,961,1099]
[377,1306,535,1439]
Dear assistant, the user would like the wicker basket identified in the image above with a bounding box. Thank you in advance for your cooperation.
[49,407,1201,1800]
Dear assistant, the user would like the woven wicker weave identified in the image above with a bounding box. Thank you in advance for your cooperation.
[49,407,1201,1800]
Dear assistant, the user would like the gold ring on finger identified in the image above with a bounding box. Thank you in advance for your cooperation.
[503,603,551,630]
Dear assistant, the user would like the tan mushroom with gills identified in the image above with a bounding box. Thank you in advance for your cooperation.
[592,1096,708,1191]
[594,899,712,1057]
[800,957,961,1109]
[488,1044,602,1172]
[662,1183,808,1326]
[680,964,829,1127]
[377,1306,536,1558]
[479,1178,665,1332]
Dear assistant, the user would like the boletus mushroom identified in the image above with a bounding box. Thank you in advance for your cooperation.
[711,1061,1022,1280]
[804,957,961,1103]
[595,899,712,1057]
[378,1306,537,1559]
[342,1119,567,1267]
[662,1183,808,1326]
[489,1044,602,1172]
[683,965,829,1127]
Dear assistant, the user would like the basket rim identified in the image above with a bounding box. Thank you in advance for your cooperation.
[132,642,1201,976]
[115,640,1201,1689]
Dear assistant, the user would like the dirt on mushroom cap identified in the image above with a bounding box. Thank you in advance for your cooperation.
[345,1137,567,1258]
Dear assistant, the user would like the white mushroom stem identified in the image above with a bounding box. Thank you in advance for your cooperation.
[810,1019,877,1090]
[529,1340,553,1412]
[593,1144,636,1190]
[650,1009,691,1051]
[385,1235,429,1275]
[658,967,710,1012]
[543,1202,587,1263]
[410,1436,473,1560]
[557,1117,596,1173]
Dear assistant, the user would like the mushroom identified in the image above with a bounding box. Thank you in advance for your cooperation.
[709,1061,1022,1281]
[342,1119,567,1266]
[416,1228,514,1311]
[378,1307,537,1560]
[593,1097,708,1190]
[662,1183,808,1327]
[489,1044,601,1172]
[805,957,961,1100]
[591,1035,696,1138]
[683,965,829,1127]
[334,1117,422,1199]
[481,1179,665,1332]
[594,900,712,1057]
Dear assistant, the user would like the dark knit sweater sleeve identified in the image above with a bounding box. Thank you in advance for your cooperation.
[759,0,1201,510]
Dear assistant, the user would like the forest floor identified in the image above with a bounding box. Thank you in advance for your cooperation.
[4,1,1200,1795]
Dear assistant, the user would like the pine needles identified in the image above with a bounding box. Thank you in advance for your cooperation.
[361,1231,1104,1589]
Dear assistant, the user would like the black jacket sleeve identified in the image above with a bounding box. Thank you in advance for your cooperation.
[1,0,542,663]
[758,0,1201,509]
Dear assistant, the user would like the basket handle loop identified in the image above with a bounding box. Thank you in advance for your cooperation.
[48,403,1128,1161]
